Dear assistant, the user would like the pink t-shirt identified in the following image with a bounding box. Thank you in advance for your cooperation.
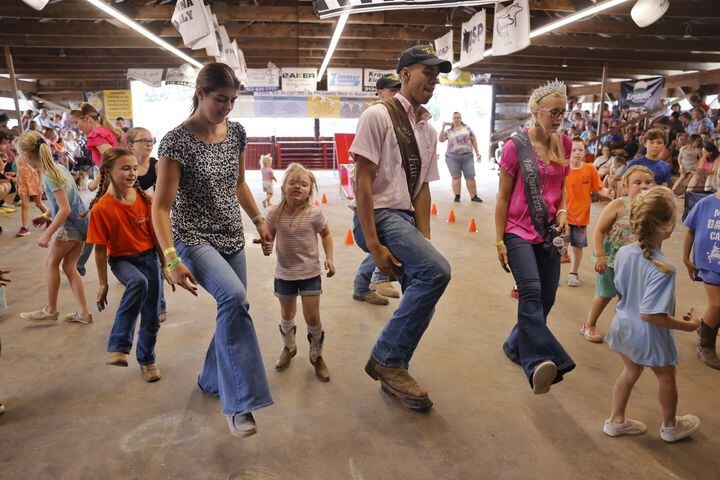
[348,93,439,211]
[500,134,572,244]
[261,167,274,182]
[86,126,119,166]
[265,204,328,281]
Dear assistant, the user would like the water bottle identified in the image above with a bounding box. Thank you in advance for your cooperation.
[553,235,567,257]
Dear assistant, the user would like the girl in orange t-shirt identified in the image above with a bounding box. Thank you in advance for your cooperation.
[86,148,172,383]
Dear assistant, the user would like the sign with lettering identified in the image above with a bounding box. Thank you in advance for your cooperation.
[363,69,395,91]
[127,68,164,88]
[327,68,363,92]
[281,68,318,92]
[171,0,214,49]
[459,9,486,68]
[434,30,454,63]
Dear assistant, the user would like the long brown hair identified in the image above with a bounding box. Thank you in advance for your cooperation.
[192,63,240,114]
[86,147,151,215]
[70,103,123,143]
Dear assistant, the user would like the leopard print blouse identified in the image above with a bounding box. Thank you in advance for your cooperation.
[158,121,247,254]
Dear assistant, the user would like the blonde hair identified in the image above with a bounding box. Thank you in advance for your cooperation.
[17,130,66,186]
[621,165,653,188]
[260,154,273,168]
[70,103,123,143]
[629,186,676,274]
[276,163,317,216]
[528,90,567,165]
[125,127,151,145]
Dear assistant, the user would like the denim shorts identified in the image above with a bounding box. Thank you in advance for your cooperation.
[566,225,588,248]
[697,269,720,287]
[274,275,322,298]
[55,224,85,243]
[445,153,475,178]
[595,267,617,298]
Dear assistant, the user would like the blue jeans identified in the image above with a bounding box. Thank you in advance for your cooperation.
[353,209,451,368]
[175,240,273,416]
[76,243,93,275]
[107,251,162,365]
[353,255,391,296]
[502,234,575,388]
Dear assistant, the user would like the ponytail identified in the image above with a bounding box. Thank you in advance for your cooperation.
[17,131,69,187]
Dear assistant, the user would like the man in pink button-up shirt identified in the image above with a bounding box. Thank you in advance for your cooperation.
[351,45,452,411]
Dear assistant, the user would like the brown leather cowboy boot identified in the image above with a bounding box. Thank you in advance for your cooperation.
[365,357,433,410]
[308,332,330,382]
[697,320,720,370]
[275,325,297,371]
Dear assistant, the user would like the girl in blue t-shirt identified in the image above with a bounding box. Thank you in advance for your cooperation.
[16,131,92,325]
[683,165,720,370]
[604,187,701,443]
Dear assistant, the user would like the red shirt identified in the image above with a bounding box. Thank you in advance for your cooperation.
[87,191,156,257]
[86,126,119,166]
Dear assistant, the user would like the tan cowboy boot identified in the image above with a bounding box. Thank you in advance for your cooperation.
[365,357,432,410]
[697,321,720,370]
[308,332,330,382]
[276,325,297,371]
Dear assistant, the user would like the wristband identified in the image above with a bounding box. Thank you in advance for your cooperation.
[166,257,182,269]
[496,240,505,246]
[42,211,51,220]
[556,209,567,217]
[163,247,176,257]
[251,214,264,225]
[162,267,170,273]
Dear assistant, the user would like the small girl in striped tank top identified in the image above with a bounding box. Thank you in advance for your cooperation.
[264,163,335,382]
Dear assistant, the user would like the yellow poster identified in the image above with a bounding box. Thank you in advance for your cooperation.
[307,96,340,118]
[439,71,473,87]
[103,90,133,120]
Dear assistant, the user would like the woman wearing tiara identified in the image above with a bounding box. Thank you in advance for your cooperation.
[494,80,576,394]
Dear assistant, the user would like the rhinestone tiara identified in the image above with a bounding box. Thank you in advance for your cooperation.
[530,79,567,104]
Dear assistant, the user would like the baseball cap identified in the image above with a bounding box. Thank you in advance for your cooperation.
[376,73,401,90]
[396,45,452,74]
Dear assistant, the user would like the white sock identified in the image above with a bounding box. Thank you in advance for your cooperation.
[280,318,295,335]
[307,323,323,341]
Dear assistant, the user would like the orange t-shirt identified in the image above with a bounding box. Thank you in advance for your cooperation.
[87,191,156,257]
[565,163,603,227]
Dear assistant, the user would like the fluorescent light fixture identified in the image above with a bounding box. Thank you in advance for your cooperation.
[317,14,349,82]
[453,0,630,68]
[84,0,203,69]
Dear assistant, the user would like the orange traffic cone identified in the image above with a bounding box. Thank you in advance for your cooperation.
[447,210,456,223]
[344,229,354,246]
[314,198,320,207]
[321,193,328,204]
[431,203,438,216]
[468,217,477,233]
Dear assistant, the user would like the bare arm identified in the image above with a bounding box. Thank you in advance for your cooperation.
[683,228,697,280]
[438,127,448,142]
[412,182,431,240]
[641,311,699,332]
[592,199,621,273]
[94,244,109,311]
[42,189,71,238]
[470,136,480,158]
[319,225,335,277]
[236,151,272,255]
[495,168,513,273]
[88,143,112,191]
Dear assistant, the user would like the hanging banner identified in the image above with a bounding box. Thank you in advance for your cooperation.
[281,68,318,92]
[171,0,213,48]
[459,9,486,68]
[165,68,196,88]
[434,31,454,63]
[363,68,395,92]
[312,0,495,19]
[439,71,473,87]
[235,47,249,84]
[620,77,665,111]
[492,0,530,56]
[245,68,280,93]
[83,90,133,121]
[327,68,363,92]
[127,68,164,88]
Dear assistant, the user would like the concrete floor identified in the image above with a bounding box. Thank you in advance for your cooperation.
[1,168,719,480]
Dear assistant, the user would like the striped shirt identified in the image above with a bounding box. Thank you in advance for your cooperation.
[265,204,327,281]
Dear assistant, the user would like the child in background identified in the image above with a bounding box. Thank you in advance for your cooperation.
[627,129,672,187]
[604,186,701,443]
[581,166,654,342]
[86,148,170,382]
[683,164,720,370]
[265,163,335,382]
[687,142,719,192]
[566,137,613,287]
[260,154,277,208]
[15,156,48,237]
[673,134,702,195]
[17,131,92,324]
[603,156,627,197]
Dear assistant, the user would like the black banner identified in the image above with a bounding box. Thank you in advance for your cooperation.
[620,76,665,111]
[312,0,494,19]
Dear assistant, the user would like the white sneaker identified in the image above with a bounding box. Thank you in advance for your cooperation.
[532,360,557,395]
[660,415,700,443]
[225,412,257,438]
[567,273,581,287]
[603,418,647,437]
[63,312,93,324]
[20,308,58,322]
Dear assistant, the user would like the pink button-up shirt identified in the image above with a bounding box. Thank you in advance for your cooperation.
[349,93,439,211]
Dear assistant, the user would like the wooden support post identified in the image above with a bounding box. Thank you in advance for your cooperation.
[594,62,608,155]
[4,46,23,132]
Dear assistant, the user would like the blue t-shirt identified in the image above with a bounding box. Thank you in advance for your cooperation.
[42,164,88,235]
[684,193,720,273]
[605,243,678,366]
[688,117,714,135]
[627,156,672,186]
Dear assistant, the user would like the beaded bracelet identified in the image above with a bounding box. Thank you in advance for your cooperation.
[166,257,182,269]
[251,214,264,225]
[163,247,176,257]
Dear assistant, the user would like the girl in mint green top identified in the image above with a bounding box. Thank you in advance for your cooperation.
[580,166,656,343]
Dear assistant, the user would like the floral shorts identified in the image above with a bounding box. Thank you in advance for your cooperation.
[54,225,85,243]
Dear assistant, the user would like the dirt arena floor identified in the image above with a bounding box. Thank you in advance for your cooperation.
[1,167,718,479]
